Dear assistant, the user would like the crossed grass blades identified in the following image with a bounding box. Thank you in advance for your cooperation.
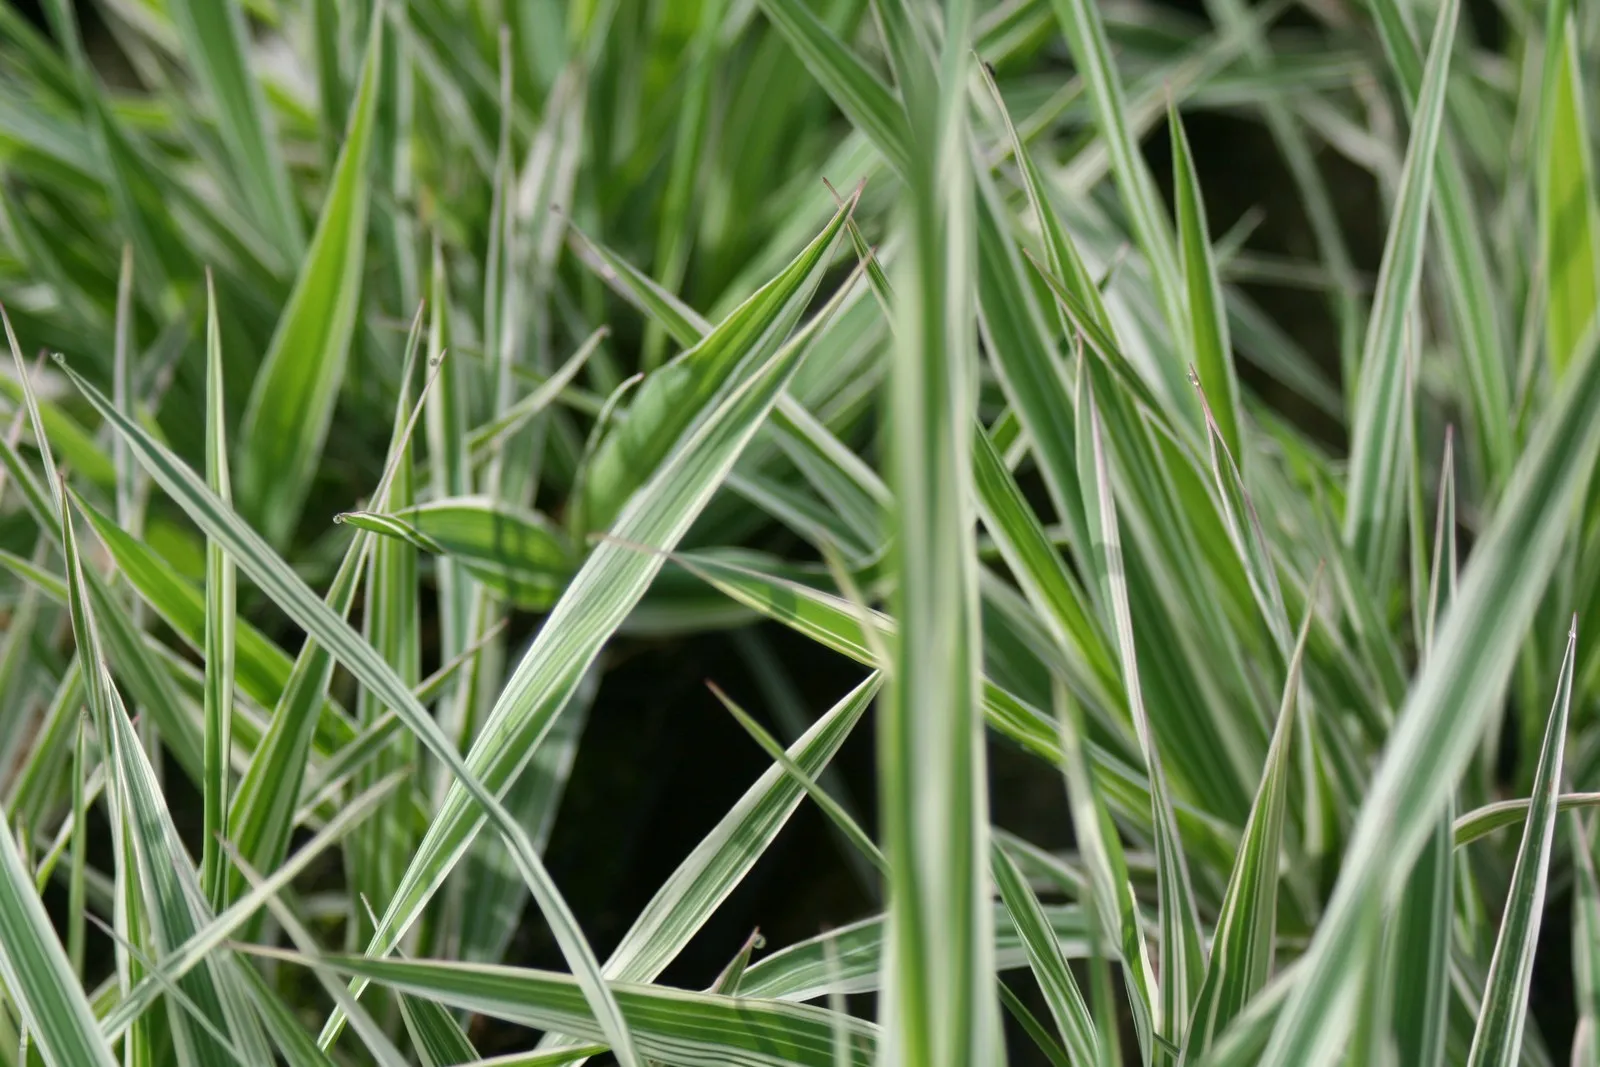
[1,0,1600,1063]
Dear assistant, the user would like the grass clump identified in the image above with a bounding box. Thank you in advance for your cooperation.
[0,0,1598,1064]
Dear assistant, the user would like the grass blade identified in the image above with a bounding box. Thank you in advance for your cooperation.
[111,244,138,530]
[339,499,572,610]
[3,307,62,519]
[399,992,478,1067]
[237,962,340,1067]
[200,273,236,909]
[66,718,88,982]
[0,791,118,1067]
[1257,320,1600,1067]
[1571,813,1600,1063]
[708,681,885,876]
[872,3,1000,1061]
[1465,623,1576,1066]
[1538,0,1599,378]
[604,674,876,978]
[226,528,366,904]
[237,13,382,546]
[100,773,407,1040]
[322,259,858,1045]
[1081,376,1204,1053]
[1044,0,1187,407]
[350,308,425,952]
[529,676,876,1067]
[467,327,607,462]
[753,0,912,173]
[252,947,878,1067]
[1170,104,1241,461]
[576,198,853,535]
[1341,0,1458,592]
[739,903,1091,1002]
[1386,806,1452,1067]
[971,423,1120,718]
[61,499,257,1065]
[991,843,1099,1065]
[57,358,645,1067]
[165,0,303,257]
[1184,597,1312,1056]
[1451,793,1600,846]
[1366,0,1512,488]
[455,675,588,966]
[422,237,473,711]
[228,848,411,1067]
[72,495,355,754]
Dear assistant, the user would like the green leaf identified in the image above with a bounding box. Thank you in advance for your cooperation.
[1451,792,1600,847]
[0,376,116,491]
[565,225,710,348]
[991,843,1099,1065]
[457,672,590,967]
[61,499,261,1065]
[1341,0,1458,592]
[237,13,382,546]
[672,551,1230,840]
[1044,0,1189,408]
[1424,428,1457,656]
[1386,806,1452,1067]
[577,196,853,534]
[340,498,571,610]
[1170,103,1240,460]
[236,962,340,1067]
[230,529,367,904]
[3,307,63,519]
[66,718,88,983]
[467,327,607,463]
[1465,623,1576,1065]
[604,674,876,979]
[252,948,878,1067]
[1538,4,1599,378]
[40,0,189,294]
[753,0,912,174]
[970,424,1120,718]
[873,6,1001,1058]
[0,790,118,1067]
[71,496,355,755]
[1364,0,1512,487]
[1570,813,1600,1063]
[165,0,303,257]
[739,903,1090,1002]
[1080,375,1204,1053]
[1185,597,1313,1056]
[200,274,236,909]
[1037,676,1158,1062]
[228,844,413,1067]
[399,990,478,1067]
[350,307,426,947]
[1256,321,1600,1067]
[708,681,885,875]
[421,237,472,692]
[100,773,407,1041]
[1192,372,1325,854]
[111,244,138,529]
[57,358,645,1067]
[523,613,875,1062]
[3,319,214,788]
[324,254,859,1048]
